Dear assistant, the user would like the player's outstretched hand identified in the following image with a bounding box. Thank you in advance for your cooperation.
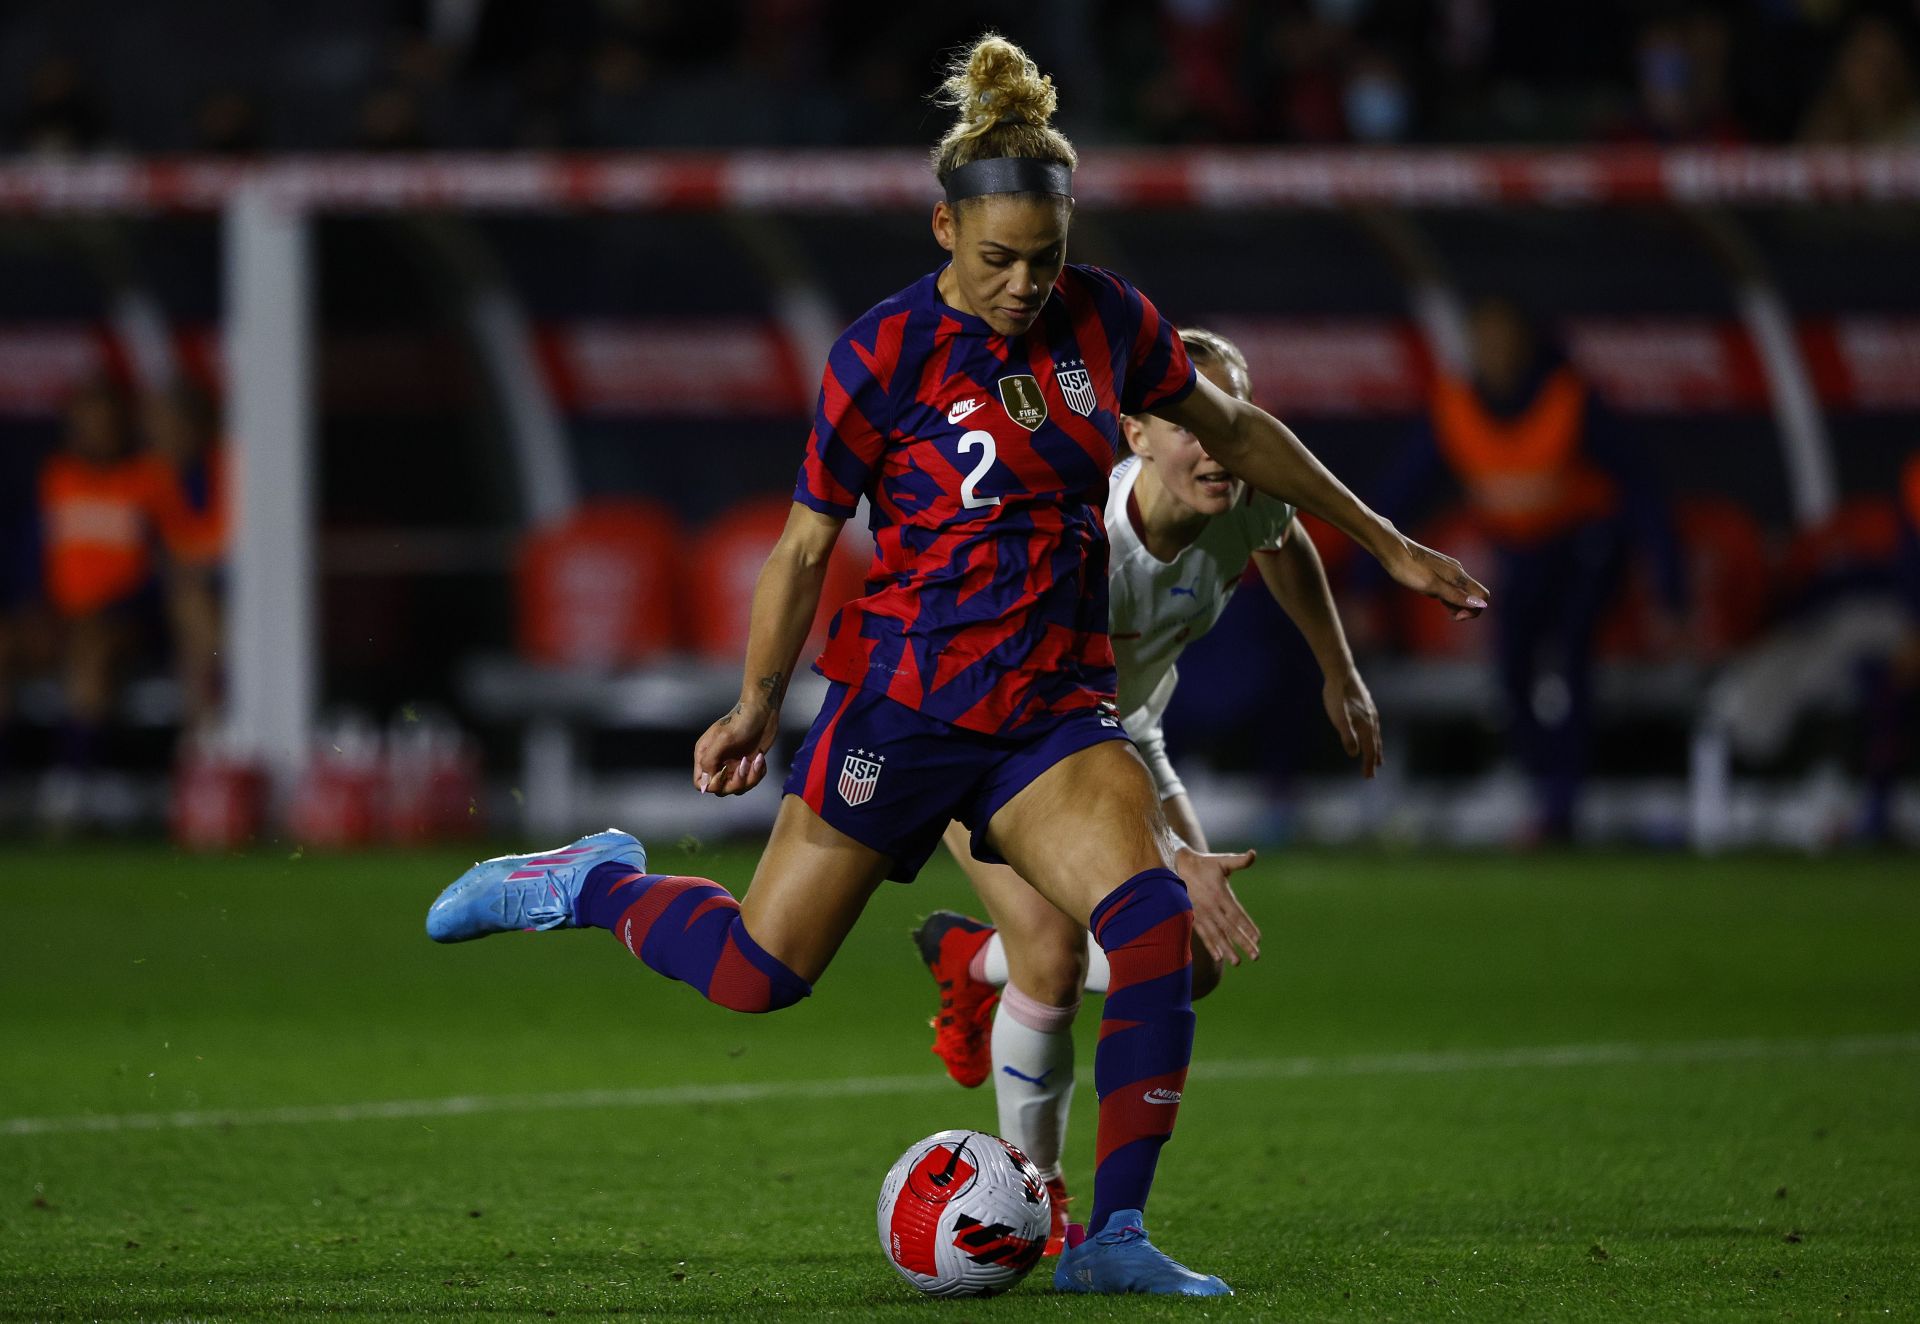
[1323,666,1382,778]
[1174,844,1260,967]
[693,700,779,797]
[1384,534,1490,621]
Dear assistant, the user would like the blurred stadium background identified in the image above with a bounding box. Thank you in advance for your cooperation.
[0,0,1916,853]
[5,5,1920,1320]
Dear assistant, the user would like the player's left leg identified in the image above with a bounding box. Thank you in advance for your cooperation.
[981,738,1228,1296]
[937,828,1088,1251]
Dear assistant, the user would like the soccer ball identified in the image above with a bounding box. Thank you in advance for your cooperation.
[876,1129,1052,1297]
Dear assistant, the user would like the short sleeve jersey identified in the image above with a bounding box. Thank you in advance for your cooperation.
[1106,454,1296,739]
[794,264,1196,735]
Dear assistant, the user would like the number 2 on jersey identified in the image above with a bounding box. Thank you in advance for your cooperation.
[957,430,1002,510]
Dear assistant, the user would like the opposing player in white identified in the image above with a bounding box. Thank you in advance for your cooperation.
[914,329,1382,1251]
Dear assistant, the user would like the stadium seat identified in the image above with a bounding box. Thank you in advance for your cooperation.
[1600,497,1771,662]
[515,499,684,669]
[684,494,871,663]
[1674,498,1772,660]
[1781,497,1903,600]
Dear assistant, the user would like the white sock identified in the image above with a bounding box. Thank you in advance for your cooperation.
[975,931,1111,996]
[991,983,1079,1179]
[1081,937,1110,995]
[977,930,1010,987]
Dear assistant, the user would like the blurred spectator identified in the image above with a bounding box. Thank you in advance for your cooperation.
[35,382,189,824]
[1343,45,1415,142]
[3,0,1917,151]
[1262,9,1352,143]
[579,36,657,147]
[13,55,109,155]
[1615,9,1747,144]
[509,49,583,148]
[193,90,266,156]
[1155,0,1255,140]
[1799,12,1920,143]
[1378,299,1686,843]
[141,384,228,735]
[1435,0,1493,85]
[390,0,604,82]
[354,84,429,151]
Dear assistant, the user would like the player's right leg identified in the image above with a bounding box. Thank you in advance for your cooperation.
[982,738,1230,1296]
[425,798,891,1010]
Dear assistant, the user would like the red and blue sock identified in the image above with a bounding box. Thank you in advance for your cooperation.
[576,861,811,1013]
[1087,867,1195,1232]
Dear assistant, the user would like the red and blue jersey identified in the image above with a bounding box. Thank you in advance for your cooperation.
[794,263,1195,734]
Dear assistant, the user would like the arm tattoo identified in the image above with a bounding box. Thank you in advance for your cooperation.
[757,671,787,706]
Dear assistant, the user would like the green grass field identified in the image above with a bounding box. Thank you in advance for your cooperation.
[3,842,1917,1322]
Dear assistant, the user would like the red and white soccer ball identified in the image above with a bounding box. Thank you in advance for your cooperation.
[876,1129,1051,1297]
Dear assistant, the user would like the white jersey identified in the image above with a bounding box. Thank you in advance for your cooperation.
[1106,455,1297,748]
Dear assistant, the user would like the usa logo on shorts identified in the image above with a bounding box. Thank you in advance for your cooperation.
[838,749,885,806]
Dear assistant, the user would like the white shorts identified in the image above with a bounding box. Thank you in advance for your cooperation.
[1130,722,1186,803]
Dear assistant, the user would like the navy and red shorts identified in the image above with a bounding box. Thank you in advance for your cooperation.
[783,681,1130,883]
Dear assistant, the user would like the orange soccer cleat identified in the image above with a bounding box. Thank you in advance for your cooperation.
[911,910,999,1088]
[1044,1175,1073,1256]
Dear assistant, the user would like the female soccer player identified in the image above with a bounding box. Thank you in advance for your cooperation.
[914,327,1382,1253]
[426,34,1485,1297]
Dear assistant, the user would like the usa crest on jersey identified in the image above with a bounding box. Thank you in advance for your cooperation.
[1056,358,1097,417]
[839,749,885,806]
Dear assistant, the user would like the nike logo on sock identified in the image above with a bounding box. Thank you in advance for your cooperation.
[1002,1064,1054,1088]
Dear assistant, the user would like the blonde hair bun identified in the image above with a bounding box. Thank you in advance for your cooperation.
[939,34,1058,130]
[932,33,1078,186]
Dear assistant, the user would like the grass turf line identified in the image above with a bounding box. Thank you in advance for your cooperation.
[1,844,1916,1320]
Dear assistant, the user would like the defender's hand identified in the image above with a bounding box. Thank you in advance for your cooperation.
[1385,534,1490,620]
[1324,667,1382,778]
[693,700,779,797]
[1174,844,1260,967]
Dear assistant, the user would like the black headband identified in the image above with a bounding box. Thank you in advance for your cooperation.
[943,156,1073,205]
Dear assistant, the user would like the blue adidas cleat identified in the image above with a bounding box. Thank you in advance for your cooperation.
[1052,1209,1232,1297]
[425,828,645,943]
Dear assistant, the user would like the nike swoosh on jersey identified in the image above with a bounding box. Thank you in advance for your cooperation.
[947,398,986,424]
